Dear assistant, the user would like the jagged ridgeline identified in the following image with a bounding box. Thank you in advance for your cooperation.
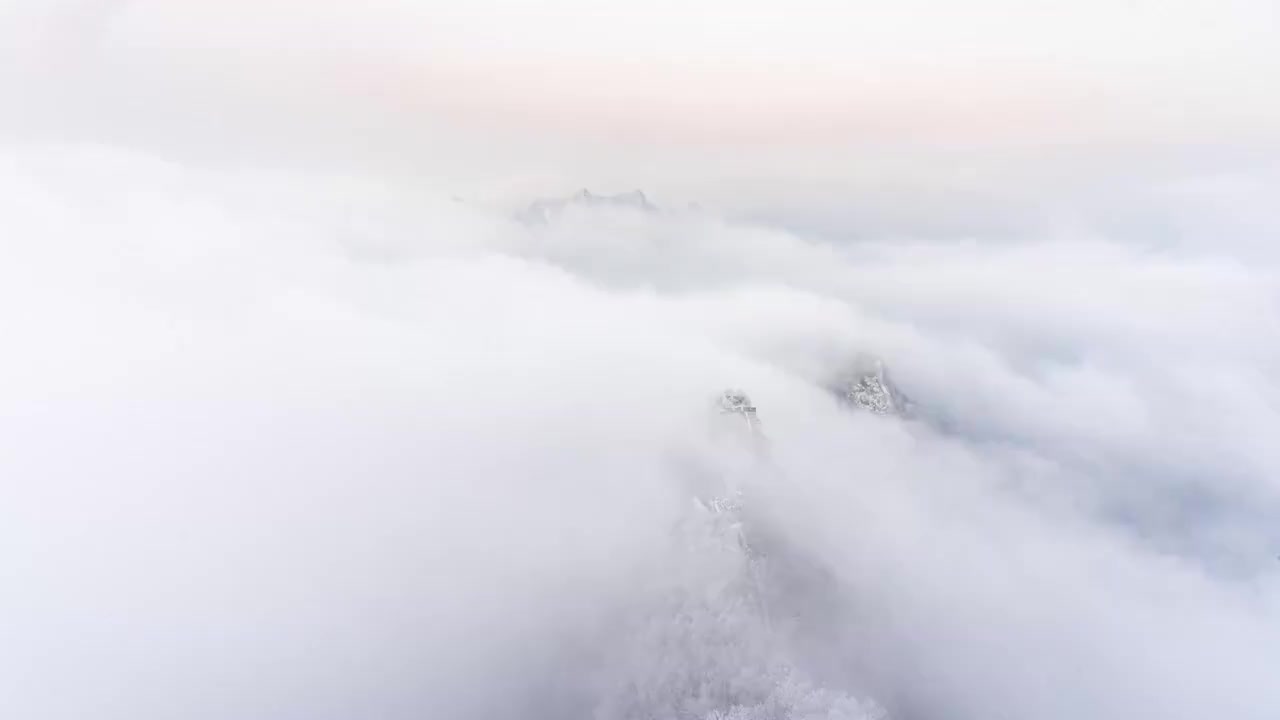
[828,355,915,418]
[518,189,660,225]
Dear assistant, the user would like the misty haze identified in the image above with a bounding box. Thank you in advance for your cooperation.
[2,2,1279,719]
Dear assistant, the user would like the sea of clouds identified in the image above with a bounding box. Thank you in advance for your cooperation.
[3,2,1280,720]
[3,140,1279,720]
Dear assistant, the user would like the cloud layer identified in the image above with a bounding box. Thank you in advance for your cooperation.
[2,3,1280,719]
[2,139,1279,720]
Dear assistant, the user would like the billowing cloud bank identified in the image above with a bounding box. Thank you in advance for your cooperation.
[2,142,1278,720]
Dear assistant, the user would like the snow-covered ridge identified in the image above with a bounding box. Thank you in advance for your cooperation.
[593,387,888,720]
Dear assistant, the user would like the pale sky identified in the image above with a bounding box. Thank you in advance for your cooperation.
[2,0,1277,205]
[10,0,1280,141]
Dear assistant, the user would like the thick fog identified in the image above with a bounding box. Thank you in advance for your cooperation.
[3,3,1280,720]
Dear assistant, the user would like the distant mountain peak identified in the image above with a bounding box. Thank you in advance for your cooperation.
[518,188,659,224]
